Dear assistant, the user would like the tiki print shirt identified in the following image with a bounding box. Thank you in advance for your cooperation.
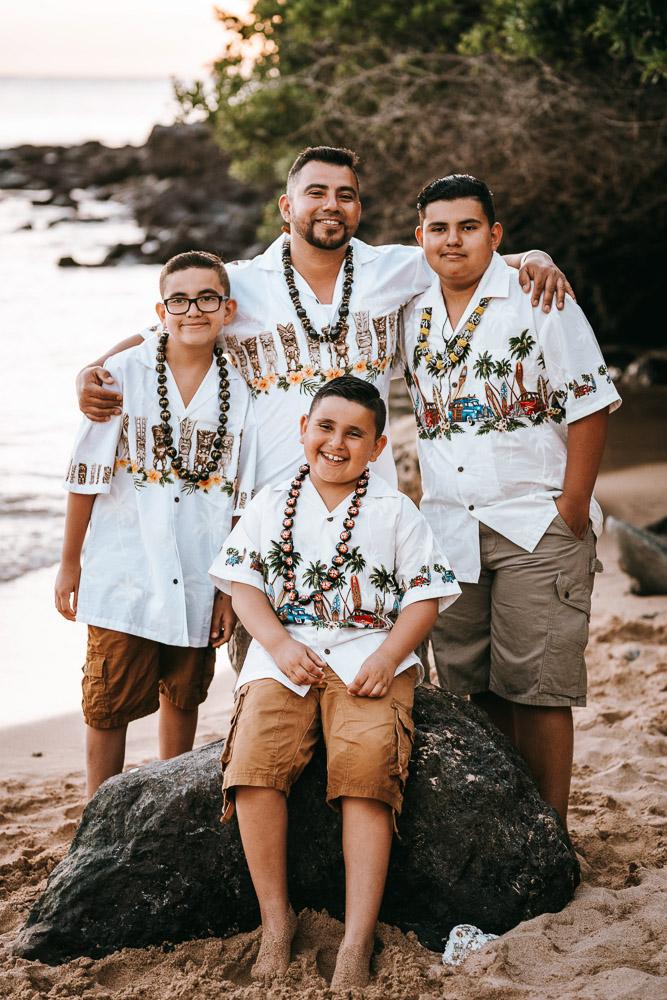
[209,471,460,696]
[402,253,622,582]
[141,237,432,491]
[64,335,257,647]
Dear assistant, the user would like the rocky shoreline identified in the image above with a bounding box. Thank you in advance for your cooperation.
[0,123,267,266]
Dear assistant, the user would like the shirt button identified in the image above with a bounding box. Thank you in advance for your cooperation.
[327,516,334,522]
[173,578,178,584]
[468,504,475,511]
[174,496,180,503]
[324,648,330,655]
[458,466,464,472]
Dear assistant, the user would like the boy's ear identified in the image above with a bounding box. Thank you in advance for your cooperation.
[155,301,166,323]
[490,222,503,252]
[415,224,424,247]
[222,298,237,324]
[369,433,388,463]
[299,412,309,442]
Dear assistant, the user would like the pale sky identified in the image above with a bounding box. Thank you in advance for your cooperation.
[0,0,250,79]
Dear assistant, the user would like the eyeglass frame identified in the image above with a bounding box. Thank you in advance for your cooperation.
[162,293,230,315]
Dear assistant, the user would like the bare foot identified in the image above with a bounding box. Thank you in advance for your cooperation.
[251,907,298,981]
[330,940,374,992]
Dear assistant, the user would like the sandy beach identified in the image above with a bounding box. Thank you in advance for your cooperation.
[1,463,665,999]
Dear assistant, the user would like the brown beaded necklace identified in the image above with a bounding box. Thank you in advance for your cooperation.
[155,331,231,484]
[282,238,354,344]
[279,463,370,605]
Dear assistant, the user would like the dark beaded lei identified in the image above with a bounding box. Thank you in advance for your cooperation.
[155,331,230,483]
[281,238,354,344]
[278,463,369,605]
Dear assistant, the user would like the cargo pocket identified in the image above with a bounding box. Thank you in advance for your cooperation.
[539,572,591,699]
[220,688,247,823]
[389,701,415,785]
[82,654,110,721]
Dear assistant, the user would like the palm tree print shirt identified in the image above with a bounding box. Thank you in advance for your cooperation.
[402,253,621,583]
[209,471,460,696]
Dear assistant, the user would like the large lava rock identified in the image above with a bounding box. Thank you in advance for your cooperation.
[14,685,578,964]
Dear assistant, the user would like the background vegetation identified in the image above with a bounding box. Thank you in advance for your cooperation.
[176,1,666,346]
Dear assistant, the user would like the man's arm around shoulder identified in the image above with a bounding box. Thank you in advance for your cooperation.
[76,334,144,422]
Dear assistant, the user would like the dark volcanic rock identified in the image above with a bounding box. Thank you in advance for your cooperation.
[14,684,578,964]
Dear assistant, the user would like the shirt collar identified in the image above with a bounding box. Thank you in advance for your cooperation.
[256,235,380,272]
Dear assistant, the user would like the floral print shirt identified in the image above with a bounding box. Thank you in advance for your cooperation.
[402,253,622,582]
[65,335,257,646]
[209,471,460,695]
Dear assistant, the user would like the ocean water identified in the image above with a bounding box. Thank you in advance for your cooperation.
[0,77,179,148]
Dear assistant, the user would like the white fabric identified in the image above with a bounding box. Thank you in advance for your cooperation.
[65,336,257,646]
[209,471,460,696]
[144,237,432,491]
[402,253,622,583]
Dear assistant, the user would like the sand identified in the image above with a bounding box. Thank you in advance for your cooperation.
[1,465,666,999]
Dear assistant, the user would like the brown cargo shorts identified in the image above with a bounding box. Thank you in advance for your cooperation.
[220,665,417,822]
[83,625,216,729]
[429,513,602,707]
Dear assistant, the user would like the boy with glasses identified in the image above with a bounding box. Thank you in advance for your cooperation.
[55,251,256,797]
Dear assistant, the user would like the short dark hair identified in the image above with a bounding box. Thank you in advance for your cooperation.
[159,251,230,297]
[416,174,496,226]
[309,376,386,437]
[287,146,360,190]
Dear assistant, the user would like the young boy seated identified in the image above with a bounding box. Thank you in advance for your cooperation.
[401,174,621,828]
[55,251,256,799]
[208,376,460,990]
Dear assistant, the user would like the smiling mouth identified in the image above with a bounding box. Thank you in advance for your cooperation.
[320,451,346,463]
[316,219,344,227]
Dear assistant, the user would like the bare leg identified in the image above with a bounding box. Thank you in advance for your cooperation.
[85,724,127,799]
[235,786,296,979]
[471,690,516,743]
[514,704,573,828]
[158,693,198,759]
[331,797,393,991]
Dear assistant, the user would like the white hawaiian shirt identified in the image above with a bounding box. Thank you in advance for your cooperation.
[65,335,257,646]
[209,470,460,696]
[144,237,432,491]
[402,253,622,583]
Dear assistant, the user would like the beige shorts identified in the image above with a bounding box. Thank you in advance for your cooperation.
[430,514,601,707]
[221,665,417,821]
[83,625,215,729]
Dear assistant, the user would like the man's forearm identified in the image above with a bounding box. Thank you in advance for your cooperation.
[503,251,552,270]
[80,334,144,373]
[562,408,609,502]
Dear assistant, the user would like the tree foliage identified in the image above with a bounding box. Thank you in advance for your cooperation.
[174,0,666,343]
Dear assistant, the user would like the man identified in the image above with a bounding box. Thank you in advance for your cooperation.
[77,147,572,669]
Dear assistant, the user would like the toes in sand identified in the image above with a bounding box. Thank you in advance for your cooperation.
[250,906,298,981]
[330,940,374,992]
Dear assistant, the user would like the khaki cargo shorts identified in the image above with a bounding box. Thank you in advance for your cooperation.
[83,625,216,729]
[221,665,417,822]
[430,514,602,707]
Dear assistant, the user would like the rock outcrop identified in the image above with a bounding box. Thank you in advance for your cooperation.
[14,684,579,964]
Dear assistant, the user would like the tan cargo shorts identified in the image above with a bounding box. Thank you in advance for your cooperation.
[220,665,417,822]
[429,514,602,707]
[83,625,216,729]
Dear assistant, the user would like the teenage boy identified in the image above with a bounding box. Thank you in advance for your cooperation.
[402,175,621,827]
[55,251,256,798]
[209,376,459,990]
[74,147,571,671]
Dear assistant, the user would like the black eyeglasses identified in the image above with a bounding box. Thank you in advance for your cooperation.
[163,293,229,315]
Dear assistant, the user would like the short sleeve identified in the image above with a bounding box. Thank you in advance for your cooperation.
[209,488,270,595]
[233,391,258,517]
[393,496,461,613]
[538,299,622,423]
[64,363,124,494]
